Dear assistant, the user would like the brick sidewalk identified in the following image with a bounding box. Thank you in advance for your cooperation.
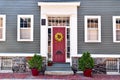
[0,73,120,80]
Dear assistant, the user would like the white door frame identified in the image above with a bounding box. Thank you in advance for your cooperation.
[38,2,80,63]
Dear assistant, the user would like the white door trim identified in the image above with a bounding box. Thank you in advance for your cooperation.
[38,2,80,62]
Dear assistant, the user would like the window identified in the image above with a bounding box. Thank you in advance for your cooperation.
[17,15,33,41]
[48,28,51,58]
[0,15,6,41]
[113,16,120,42]
[67,28,70,58]
[0,57,12,70]
[85,16,101,42]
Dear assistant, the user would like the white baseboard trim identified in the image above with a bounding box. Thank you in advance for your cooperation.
[72,54,120,58]
[107,72,120,75]
[0,70,13,73]
[0,53,39,57]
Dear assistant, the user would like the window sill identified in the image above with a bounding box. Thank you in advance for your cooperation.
[17,39,33,42]
[85,41,101,43]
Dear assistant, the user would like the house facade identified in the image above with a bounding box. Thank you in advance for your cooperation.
[0,0,120,74]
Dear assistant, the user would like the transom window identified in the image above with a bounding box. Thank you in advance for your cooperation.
[0,15,6,41]
[85,16,101,42]
[17,15,33,41]
[113,16,120,42]
[48,17,70,26]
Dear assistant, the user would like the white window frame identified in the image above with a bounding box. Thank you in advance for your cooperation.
[113,16,120,43]
[85,16,101,42]
[0,15,6,41]
[17,15,34,41]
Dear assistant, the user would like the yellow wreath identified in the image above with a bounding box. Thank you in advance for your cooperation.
[55,32,63,42]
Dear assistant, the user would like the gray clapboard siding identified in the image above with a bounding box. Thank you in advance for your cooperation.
[0,0,40,53]
[78,0,120,54]
[0,0,120,55]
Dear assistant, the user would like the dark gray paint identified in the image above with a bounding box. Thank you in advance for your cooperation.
[0,0,120,55]
[78,0,120,54]
[0,0,40,53]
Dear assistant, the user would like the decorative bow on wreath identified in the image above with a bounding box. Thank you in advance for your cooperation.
[55,32,63,42]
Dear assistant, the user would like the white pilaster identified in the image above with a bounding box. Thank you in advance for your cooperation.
[40,10,48,57]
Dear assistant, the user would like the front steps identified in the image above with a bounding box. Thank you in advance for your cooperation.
[45,63,73,75]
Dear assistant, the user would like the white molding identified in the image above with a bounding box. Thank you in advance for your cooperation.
[84,15,101,43]
[0,70,13,73]
[0,15,6,41]
[17,15,34,41]
[38,2,80,7]
[72,54,120,58]
[107,72,120,75]
[113,16,120,42]
[0,53,37,56]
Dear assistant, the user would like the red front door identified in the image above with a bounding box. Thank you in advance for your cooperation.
[53,27,65,62]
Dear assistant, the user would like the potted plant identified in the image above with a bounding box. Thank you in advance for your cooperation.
[78,52,94,77]
[28,54,43,76]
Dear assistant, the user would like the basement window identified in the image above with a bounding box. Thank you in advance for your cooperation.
[0,57,12,70]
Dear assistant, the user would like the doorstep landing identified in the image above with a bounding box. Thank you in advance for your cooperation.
[45,71,73,75]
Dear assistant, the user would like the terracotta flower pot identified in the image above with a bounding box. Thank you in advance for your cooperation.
[48,61,53,66]
[83,69,92,77]
[31,68,39,76]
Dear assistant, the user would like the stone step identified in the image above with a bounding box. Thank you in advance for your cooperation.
[52,63,70,67]
[45,71,73,75]
[46,63,72,71]
[46,67,72,71]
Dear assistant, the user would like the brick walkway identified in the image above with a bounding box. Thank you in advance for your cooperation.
[0,72,120,80]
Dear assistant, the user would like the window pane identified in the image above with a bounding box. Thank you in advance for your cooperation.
[48,28,51,58]
[24,21,27,28]
[28,18,31,22]
[20,18,31,28]
[116,30,120,41]
[0,28,2,39]
[48,28,51,34]
[116,19,120,29]
[88,29,98,40]
[0,18,3,27]
[88,18,98,28]
[67,28,70,58]
[20,29,31,39]
[20,18,23,28]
